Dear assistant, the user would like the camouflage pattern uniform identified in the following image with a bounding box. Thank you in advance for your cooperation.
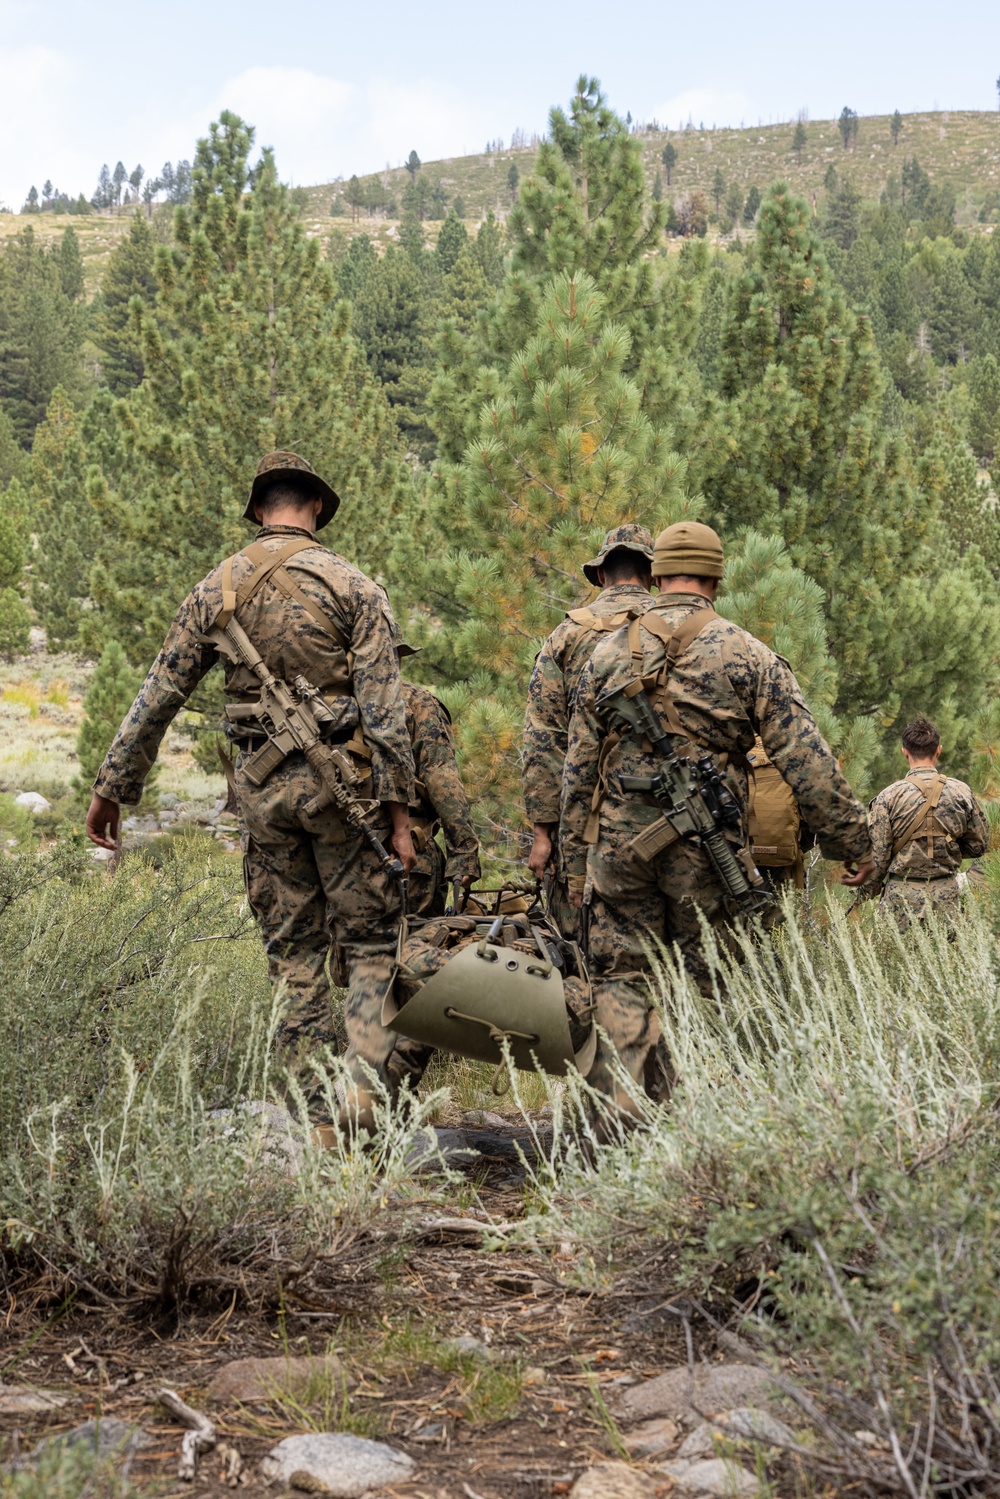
[861,768,988,930]
[562,593,871,1117]
[524,524,654,936]
[403,682,480,915]
[93,522,416,1113]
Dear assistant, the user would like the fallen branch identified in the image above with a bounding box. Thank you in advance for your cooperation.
[159,1387,217,1481]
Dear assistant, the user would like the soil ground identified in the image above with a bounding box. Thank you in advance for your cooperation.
[0,1122,696,1498]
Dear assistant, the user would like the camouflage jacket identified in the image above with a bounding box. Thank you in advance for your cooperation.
[862,767,988,892]
[94,526,415,807]
[404,681,480,883]
[561,593,871,879]
[523,584,652,825]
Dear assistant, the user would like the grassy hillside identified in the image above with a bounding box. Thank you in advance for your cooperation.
[4,108,999,297]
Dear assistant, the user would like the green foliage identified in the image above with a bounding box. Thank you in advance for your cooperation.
[792,120,807,157]
[55,227,84,301]
[74,640,153,798]
[91,213,157,394]
[28,387,100,649]
[0,228,84,445]
[707,184,1000,769]
[0,588,30,661]
[435,210,467,273]
[88,112,410,665]
[742,184,761,223]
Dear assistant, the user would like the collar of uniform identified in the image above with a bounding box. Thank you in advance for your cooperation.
[255,524,319,540]
[906,766,940,777]
[597,583,649,600]
[650,591,714,609]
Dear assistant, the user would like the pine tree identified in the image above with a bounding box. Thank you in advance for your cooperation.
[891,109,903,146]
[969,354,1000,460]
[405,150,421,180]
[823,177,862,249]
[75,640,157,799]
[428,270,699,833]
[743,185,761,224]
[88,112,412,666]
[55,228,84,301]
[473,212,505,287]
[0,228,83,444]
[711,168,726,213]
[92,213,157,394]
[28,387,100,648]
[507,163,519,200]
[707,183,1000,762]
[661,140,677,185]
[0,509,25,590]
[435,210,467,273]
[0,589,29,661]
[0,409,26,488]
[929,256,978,364]
[792,121,807,157]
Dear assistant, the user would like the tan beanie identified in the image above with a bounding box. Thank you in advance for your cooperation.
[652,521,724,580]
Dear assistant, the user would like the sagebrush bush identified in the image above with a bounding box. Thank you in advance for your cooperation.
[520,895,1000,1492]
[0,835,446,1310]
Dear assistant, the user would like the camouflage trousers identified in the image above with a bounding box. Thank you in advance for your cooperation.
[544,868,581,945]
[880,875,962,934]
[236,749,403,1117]
[585,810,748,1121]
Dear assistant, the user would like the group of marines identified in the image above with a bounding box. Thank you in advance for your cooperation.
[85,452,990,1138]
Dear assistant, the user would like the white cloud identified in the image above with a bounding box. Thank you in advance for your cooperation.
[651,88,756,131]
[0,45,91,207]
[200,66,356,184]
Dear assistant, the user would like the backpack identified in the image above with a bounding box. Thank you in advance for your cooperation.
[747,738,801,869]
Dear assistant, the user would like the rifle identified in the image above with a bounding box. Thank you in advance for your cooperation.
[595,677,771,918]
[208,615,407,915]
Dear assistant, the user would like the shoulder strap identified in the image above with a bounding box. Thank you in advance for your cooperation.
[892,774,947,856]
[566,607,636,632]
[215,537,349,649]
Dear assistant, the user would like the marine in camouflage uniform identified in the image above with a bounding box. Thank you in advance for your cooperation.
[87,452,416,1131]
[524,525,654,936]
[400,675,480,916]
[561,521,872,1123]
[856,715,988,931]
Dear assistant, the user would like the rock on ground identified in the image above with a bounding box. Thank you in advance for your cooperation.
[260,1433,415,1496]
[658,1457,761,1496]
[622,1415,680,1456]
[206,1352,353,1403]
[616,1363,784,1426]
[14,792,50,814]
[677,1407,796,1460]
[570,1462,659,1498]
[32,1418,150,1460]
[0,1382,69,1414]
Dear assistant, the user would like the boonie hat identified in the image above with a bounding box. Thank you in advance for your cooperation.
[244,450,340,530]
[582,523,655,586]
[652,520,724,580]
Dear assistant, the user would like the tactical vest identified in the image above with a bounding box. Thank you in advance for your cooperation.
[890,774,948,862]
[746,738,802,870]
[585,605,723,857]
[214,536,363,751]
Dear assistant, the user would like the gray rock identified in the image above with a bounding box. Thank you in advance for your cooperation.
[28,627,46,654]
[443,1335,494,1361]
[677,1407,796,1460]
[206,1352,353,1403]
[209,1100,305,1174]
[461,1109,507,1128]
[14,792,50,814]
[32,1418,150,1461]
[616,1363,784,1427]
[623,1415,680,1456]
[160,793,178,809]
[570,1463,658,1498]
[658,1457,761,1496]
[0,1382,69,1414]
[260,1433,415,1496]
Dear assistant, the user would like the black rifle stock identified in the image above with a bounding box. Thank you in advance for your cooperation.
[209,616,407,914]
[595,677,771,917]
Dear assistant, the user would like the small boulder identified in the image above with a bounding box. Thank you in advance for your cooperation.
[623,1415,680,1457]
[658,1457,761,1497]
[570,1462,659,1498]
[0,1382,69,1414]
[677,1407,796,1460]
[616,1364,783,1427]
[207,1352,353,1404]
[32,1417,150,1461]
[14,792,50,814]
[260,1434,414,1496]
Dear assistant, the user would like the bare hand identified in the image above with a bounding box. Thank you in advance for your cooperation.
[86,794,120,851]
[391,827,416,876]
[841,858,877,888]
[569,890,583,910]
[527,825,554,879]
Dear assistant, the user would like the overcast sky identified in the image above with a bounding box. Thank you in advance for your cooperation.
[1,0,999,208]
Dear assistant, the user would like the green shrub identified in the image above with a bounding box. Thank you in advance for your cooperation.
[0,587,30,660]
[520,893,1000,1491]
